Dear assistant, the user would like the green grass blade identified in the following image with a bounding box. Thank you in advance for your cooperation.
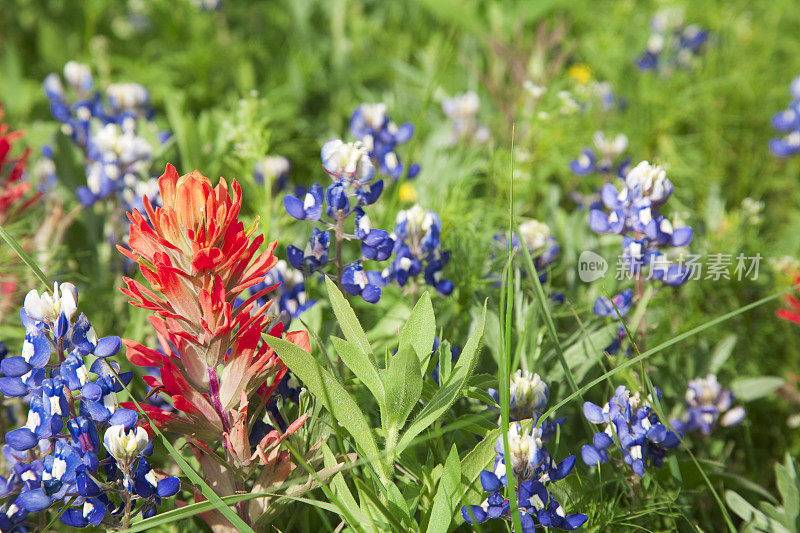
[0,224,52,289]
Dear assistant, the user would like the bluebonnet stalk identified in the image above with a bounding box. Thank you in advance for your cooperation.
[592,289,634,355]
[581,385,681,476]
[379,204,454,296]
[671,375,745,435]
[349,104,419,180]
[570,131,630,178]
[284,139,392,303]
[442,92,490,145]
[637,8,708,73]
[769,76,800,158]
[0,282,179,530]
[461,423,587,531]
[42,62,165,215]
[589,161,693,286]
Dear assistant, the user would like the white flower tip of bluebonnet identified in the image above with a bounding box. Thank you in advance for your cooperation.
[398,204,434,236]
[63,61,93,92]
[321,139,373,180]
[360,103,387,130]
[442,91,480,119]
[593,131,628,159]
[790,76,800,99]
[24,282,78,323]
[647,33,666,54]
[258,155,290,179]
[106,83,149,110]
[625,160,671,200]
[495,423,543,479]
[518,220,551,252]
[510,369,549,411]
[43,73,65,98]
[686,374,721,406]
[104,425,148,464]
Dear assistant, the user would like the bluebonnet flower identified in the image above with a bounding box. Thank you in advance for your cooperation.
[570,132,630,178]
[637,8,708,73]
[588,161,693,286]
[769,75,800,158]
[377,205,453,296]
[462,423,587,531]
[0,282,179,530]
[592,289,634,355]
[349,103,419,180]
[254,155,291,190]
[442,92,490,145]
[284,140,393,303]
[488,370,566,441]
[581,385,681,476]
[493,219,559,285]
[671,375,745,435]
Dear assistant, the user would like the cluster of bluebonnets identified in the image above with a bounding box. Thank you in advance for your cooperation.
[284,104,452,303]
[42,62,164,214]
[0,283,179,530]
[463,372,587,531]
[589,160,694,286]
[769,76,800,158]
[637,8,709,73]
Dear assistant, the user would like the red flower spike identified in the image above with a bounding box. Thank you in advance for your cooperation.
[778,276,800,326]
[0,103,39,225]
[120,164,309,474]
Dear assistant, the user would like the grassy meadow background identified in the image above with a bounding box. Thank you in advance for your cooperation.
[2,0,800,531]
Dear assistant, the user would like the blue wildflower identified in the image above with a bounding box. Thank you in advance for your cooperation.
[349,103,419,180]
[0,282,179,530]
[581,385,681,476]
[671,375,745,435]
[462,423,587,531]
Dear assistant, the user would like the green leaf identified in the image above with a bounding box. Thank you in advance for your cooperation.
[326,276,375,361]
[426,445,462,533]
[395,301,487,455]
[708,334,738,374]
[399,291,436,373]
[730,376,784,401]
[331,336,385,409]
[262,335,384,478]
[321,442,368,530]
[383,344,423,431]
[725,490,770,529]
[776,459,800,521]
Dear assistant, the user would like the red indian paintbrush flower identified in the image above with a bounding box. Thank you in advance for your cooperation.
[778,275,800,326]
[119,164,308,466]
[0,103,39,225]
